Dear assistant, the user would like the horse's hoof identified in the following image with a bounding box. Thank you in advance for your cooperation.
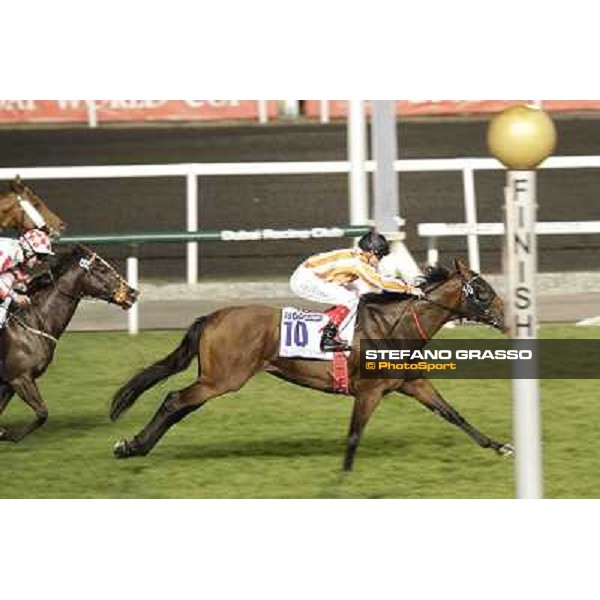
[113,439,132,459]
[497,443,515,458]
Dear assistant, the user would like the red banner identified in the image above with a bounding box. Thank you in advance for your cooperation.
[305,100,600,118]
[0,100,277,124]
[3,100,600,125]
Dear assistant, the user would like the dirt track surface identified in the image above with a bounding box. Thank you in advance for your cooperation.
[69,292,600,331]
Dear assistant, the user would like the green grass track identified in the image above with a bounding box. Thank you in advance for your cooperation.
[0,325,598,498]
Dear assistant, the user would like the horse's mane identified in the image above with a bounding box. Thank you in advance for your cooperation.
[360,264,453,306]
[422,264,452,285]
[27,245,86,295]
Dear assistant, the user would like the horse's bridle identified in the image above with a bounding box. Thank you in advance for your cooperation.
[11,251,129,345]
[387,272,499,339]
[420,273,499,327]
[54,252,129,305]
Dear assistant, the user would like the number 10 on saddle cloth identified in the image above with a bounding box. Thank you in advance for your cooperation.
[278,307,357,360]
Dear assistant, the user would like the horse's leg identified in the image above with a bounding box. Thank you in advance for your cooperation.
[0,377,48,442]
[343,389,383,472]
[113,305,276,459]
[399,378,513,456]
[114,372,255,459]
[0,383,15,417]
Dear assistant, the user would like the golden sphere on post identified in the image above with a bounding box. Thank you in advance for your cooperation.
[487,104,557,170]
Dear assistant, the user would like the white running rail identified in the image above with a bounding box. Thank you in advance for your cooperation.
[2,155,600,282]
[419,221,600,267]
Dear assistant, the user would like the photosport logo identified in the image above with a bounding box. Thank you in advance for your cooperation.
[359,339,600,379]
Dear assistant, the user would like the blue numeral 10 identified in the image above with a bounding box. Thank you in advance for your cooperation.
[284,320,308,347]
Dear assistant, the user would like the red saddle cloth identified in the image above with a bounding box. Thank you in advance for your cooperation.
[331,350,349,394]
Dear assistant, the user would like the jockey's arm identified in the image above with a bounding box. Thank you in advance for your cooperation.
[0,274,28,305]
[0,263,31,306]
[355,261,420,294]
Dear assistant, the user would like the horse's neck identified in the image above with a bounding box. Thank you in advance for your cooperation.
[388,278,462,341]
[27,271,82,339]
[417,278,463,338]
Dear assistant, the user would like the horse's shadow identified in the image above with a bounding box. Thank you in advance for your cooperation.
[0,413,108,438]
[48,413,110,435]
[168,434,410,461]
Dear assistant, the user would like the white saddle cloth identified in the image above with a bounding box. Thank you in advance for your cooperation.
[278,307,357,360]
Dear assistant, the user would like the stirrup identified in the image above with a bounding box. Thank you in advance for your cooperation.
[320,325,351,352]
[321,338,351,352]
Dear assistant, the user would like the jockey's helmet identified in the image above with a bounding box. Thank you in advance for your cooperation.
[358,231,390,259]
[20,228,55,257]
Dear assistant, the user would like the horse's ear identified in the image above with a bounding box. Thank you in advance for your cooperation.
[454,258,471,276]
[10,175,25,193]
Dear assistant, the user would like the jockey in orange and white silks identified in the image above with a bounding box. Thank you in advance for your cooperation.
[290,231,424,352]
[0,229,55,327]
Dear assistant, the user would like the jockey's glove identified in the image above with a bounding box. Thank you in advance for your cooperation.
[13,293,31,307]
[413,275,428,289]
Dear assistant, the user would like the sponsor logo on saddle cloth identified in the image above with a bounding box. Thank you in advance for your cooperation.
[279,307,357,360]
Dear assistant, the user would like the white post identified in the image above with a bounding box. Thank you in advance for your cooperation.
[371,99,420,280]
[462,167,481,272]
[347,100,369,225]
[281,100,300,118]
[320,100,330,124]
[186,172,198,285]
[127,255,139,335]
[427,237,439,266]
[257,100,269,124]
[86,100,98,128]
[505,170,543,499]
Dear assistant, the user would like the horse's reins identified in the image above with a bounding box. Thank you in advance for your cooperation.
[11,313,58,345]
[393,274,492,341]
[10,250,129,344]
[409,303,429,340]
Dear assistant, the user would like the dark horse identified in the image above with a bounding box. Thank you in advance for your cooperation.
[111,259,513,470]
[0,176,66,237]
[0,246,138,442]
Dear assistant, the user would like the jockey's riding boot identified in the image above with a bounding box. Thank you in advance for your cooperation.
[320,321,351,352]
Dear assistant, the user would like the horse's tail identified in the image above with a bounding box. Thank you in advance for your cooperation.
[110,316,209,421]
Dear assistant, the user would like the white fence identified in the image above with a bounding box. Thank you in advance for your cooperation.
[419,221,600,268]
[2,155,600,282]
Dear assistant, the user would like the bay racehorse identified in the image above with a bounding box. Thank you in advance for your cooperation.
[0,245,137,442]
[0,176,65,237]
[111,258,513,470]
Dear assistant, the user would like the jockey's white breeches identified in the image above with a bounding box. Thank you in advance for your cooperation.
[0,272,16,301]
[290,266,360,311]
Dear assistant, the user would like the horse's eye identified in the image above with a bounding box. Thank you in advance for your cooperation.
[476,288,492,304]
